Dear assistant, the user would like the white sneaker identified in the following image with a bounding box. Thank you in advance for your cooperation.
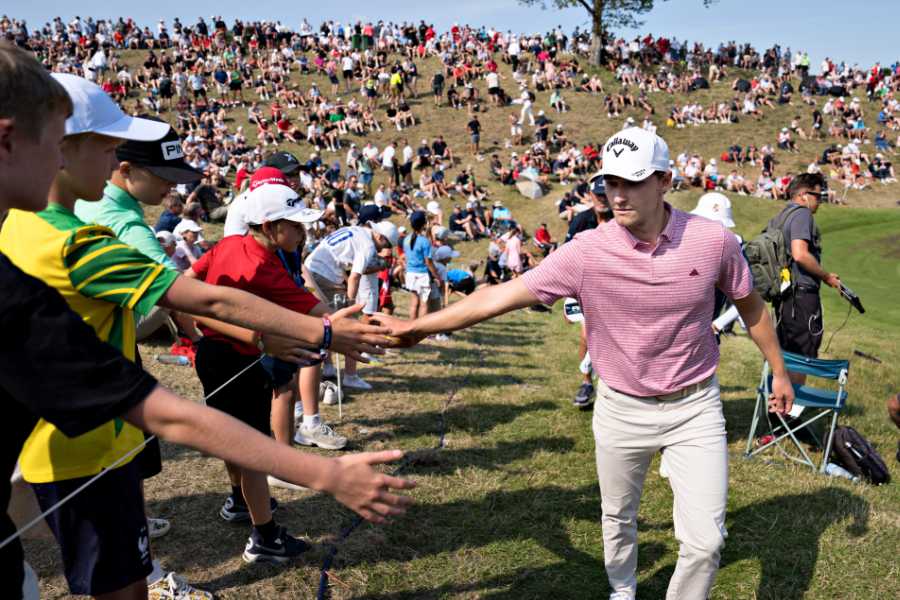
[342,374,372,390]
[433,333,451,342]
[147,571,213,599]
[319,381,340,405]
[609,593,635,600]
[266,475,308,491]
[359,352,382,364]
[294,422,348,450]
[147,517,171,539]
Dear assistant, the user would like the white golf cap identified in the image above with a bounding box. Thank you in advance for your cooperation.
[601,128,670,182]
[369,220,399,246]
[173,218,203,235]
[691,192,735,228]
[433,245,460,262]
[426,200,441,215]
[244,184,322,225]
[52,73,170,140]
[155,230,176,246]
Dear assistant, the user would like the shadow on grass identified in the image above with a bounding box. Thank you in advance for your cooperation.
[344,487,867,600]
[351,400,557,443]
[399,435,576,476]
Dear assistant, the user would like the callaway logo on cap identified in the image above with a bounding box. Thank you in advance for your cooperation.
[601,128,670,182]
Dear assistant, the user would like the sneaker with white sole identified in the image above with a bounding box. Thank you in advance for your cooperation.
[573,382,595,410]
[341,374,372,390]
[242,525,310,564]
[319,381,340,405]
[148,571,213,599]
[219,495,278,523]
[266,475,308,492]
[147,517,171,539]
[609,592,635,600]
[294,422,348,450]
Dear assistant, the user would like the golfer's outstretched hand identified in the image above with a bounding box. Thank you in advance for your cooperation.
[330,303,399,360]
[369,313,428,348]
[324,450,416,523]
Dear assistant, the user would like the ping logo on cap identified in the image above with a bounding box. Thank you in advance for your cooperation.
[161,140,185,161]
[285,197,301,207]
[605,136,639,154]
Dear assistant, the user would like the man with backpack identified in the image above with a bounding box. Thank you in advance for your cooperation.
[766,173,839,383]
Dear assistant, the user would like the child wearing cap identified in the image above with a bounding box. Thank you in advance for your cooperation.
[172,218,204,270]
[304,220,399,391]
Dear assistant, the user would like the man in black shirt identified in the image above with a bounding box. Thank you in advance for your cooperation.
[467,115,481,155]
[773,173,840,384]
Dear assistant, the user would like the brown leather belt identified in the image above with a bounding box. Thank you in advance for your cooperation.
[650,375,715,402]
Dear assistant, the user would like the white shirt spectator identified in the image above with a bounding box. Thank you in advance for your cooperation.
[304,226,377,283]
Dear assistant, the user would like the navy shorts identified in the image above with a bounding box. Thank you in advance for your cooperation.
[32,461,151,595]
[195,338,272,434]
[260,355,323,389]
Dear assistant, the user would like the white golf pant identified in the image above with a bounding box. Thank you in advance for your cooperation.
[593,375,728,600]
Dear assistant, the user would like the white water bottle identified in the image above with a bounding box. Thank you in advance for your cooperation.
[824,462,859,482]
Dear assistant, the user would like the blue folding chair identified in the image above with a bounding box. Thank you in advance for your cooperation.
[744,351,849,473]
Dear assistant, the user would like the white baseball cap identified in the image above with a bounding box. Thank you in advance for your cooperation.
[690,192,735,228]
[369,220,399,246]
[601,128,670,182]
[155,230,176,246]
[52,73,171,140]
[433,245,460,262]
[426,200,441,215]
[244,184,323,225]
[173,218,203,234]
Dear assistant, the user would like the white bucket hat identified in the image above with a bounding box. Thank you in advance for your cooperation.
[691,192,735,228]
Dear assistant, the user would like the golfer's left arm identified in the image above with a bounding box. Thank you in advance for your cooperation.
[732,291,794,413]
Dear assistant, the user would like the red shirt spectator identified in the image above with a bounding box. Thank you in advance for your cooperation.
[191,235,320,355]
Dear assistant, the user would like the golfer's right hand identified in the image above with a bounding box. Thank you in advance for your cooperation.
[325,450,416,524]
[329,303,397,360]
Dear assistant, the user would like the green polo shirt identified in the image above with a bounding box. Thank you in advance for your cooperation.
[75,183,179,270]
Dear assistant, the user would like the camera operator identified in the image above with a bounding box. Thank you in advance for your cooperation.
[773,173,840,384]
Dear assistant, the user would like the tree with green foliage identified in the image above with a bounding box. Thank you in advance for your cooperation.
[519,1,715,66]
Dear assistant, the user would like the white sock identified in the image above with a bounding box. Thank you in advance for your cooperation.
[147,559,165,584]
[302,414,321,428]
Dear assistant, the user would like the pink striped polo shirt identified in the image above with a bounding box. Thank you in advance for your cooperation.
[523,204,753,397]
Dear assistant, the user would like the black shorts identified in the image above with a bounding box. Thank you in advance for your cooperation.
[488,86,500,96]
[328,74,339,85]
[399,162,412,176]
[343,69,353,80]
[776,289,823,358]
[32,461,151,595]
[229,80,242,91]
[433,85,444,96]
[195,338,272,434]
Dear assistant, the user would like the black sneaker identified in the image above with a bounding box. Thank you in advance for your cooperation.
[573,382,594,410]
[242,525,310,564]
[219,495,279,523]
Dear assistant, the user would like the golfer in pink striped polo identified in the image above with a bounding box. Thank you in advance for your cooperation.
[380,128,794,600]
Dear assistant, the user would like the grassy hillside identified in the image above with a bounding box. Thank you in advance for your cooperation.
[24,46,900,599]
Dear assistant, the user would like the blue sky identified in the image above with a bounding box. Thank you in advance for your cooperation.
[9,1,897,70]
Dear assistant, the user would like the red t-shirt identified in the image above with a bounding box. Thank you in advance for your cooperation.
[192,235,321,354]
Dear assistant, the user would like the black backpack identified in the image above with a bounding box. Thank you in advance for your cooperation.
[830,426,891,485]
